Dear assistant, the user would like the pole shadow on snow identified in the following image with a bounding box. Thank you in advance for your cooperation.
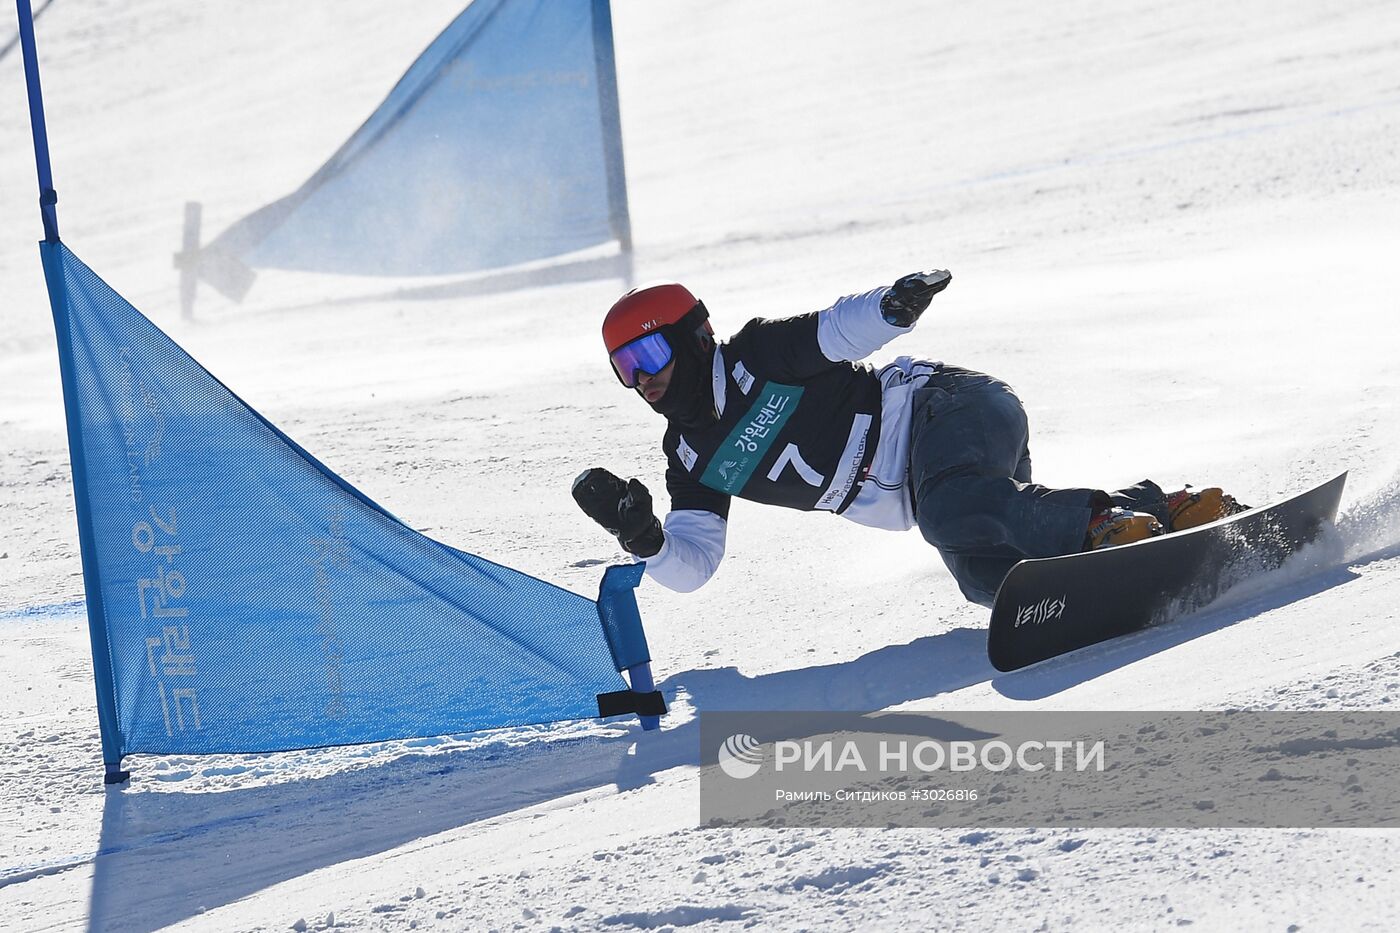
[84,625,991,931]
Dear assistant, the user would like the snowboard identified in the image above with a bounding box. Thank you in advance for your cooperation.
[986,472,1347,672]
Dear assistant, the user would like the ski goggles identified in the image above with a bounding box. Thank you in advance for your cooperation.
[609,332,674,388]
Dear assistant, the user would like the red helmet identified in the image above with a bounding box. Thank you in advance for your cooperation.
[602,283,710,352]
[602,283,713,387]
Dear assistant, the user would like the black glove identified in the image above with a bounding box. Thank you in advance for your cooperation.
[880,269,952,327]
[571,468,664,558]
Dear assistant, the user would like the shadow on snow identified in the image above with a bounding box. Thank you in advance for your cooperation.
[84,544,1391,930]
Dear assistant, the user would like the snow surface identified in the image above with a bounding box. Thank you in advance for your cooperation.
[3,0,1400,929]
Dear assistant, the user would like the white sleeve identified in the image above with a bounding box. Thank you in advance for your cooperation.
[642,509,727,593]
[815,286,911,363]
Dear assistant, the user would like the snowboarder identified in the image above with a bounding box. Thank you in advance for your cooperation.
[572,273,1242,606]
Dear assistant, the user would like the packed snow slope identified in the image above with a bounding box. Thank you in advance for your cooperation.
[3,0,1400,930]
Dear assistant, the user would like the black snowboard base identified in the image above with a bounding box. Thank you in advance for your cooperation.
[987,472,1347,672]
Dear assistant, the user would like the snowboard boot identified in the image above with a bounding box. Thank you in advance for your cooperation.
[1085,507,1163,550]
[1165,486,1248,532]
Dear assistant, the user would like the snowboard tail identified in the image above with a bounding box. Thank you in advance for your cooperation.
[986,472,1347,672]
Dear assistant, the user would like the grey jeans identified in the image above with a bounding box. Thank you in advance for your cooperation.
[908,365,1168,607]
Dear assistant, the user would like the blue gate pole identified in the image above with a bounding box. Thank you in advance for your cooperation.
[591,0,632,256]
[15,0,59,242]
[15,0,129,784]
[40,244,129,785]
[626,662,660,732]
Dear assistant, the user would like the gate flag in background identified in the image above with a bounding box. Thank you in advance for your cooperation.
[43,241,661,782]
[188,0,632,302]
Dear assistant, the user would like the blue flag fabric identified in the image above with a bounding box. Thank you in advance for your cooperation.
[204,0,629,278]
[42,241,642,762]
